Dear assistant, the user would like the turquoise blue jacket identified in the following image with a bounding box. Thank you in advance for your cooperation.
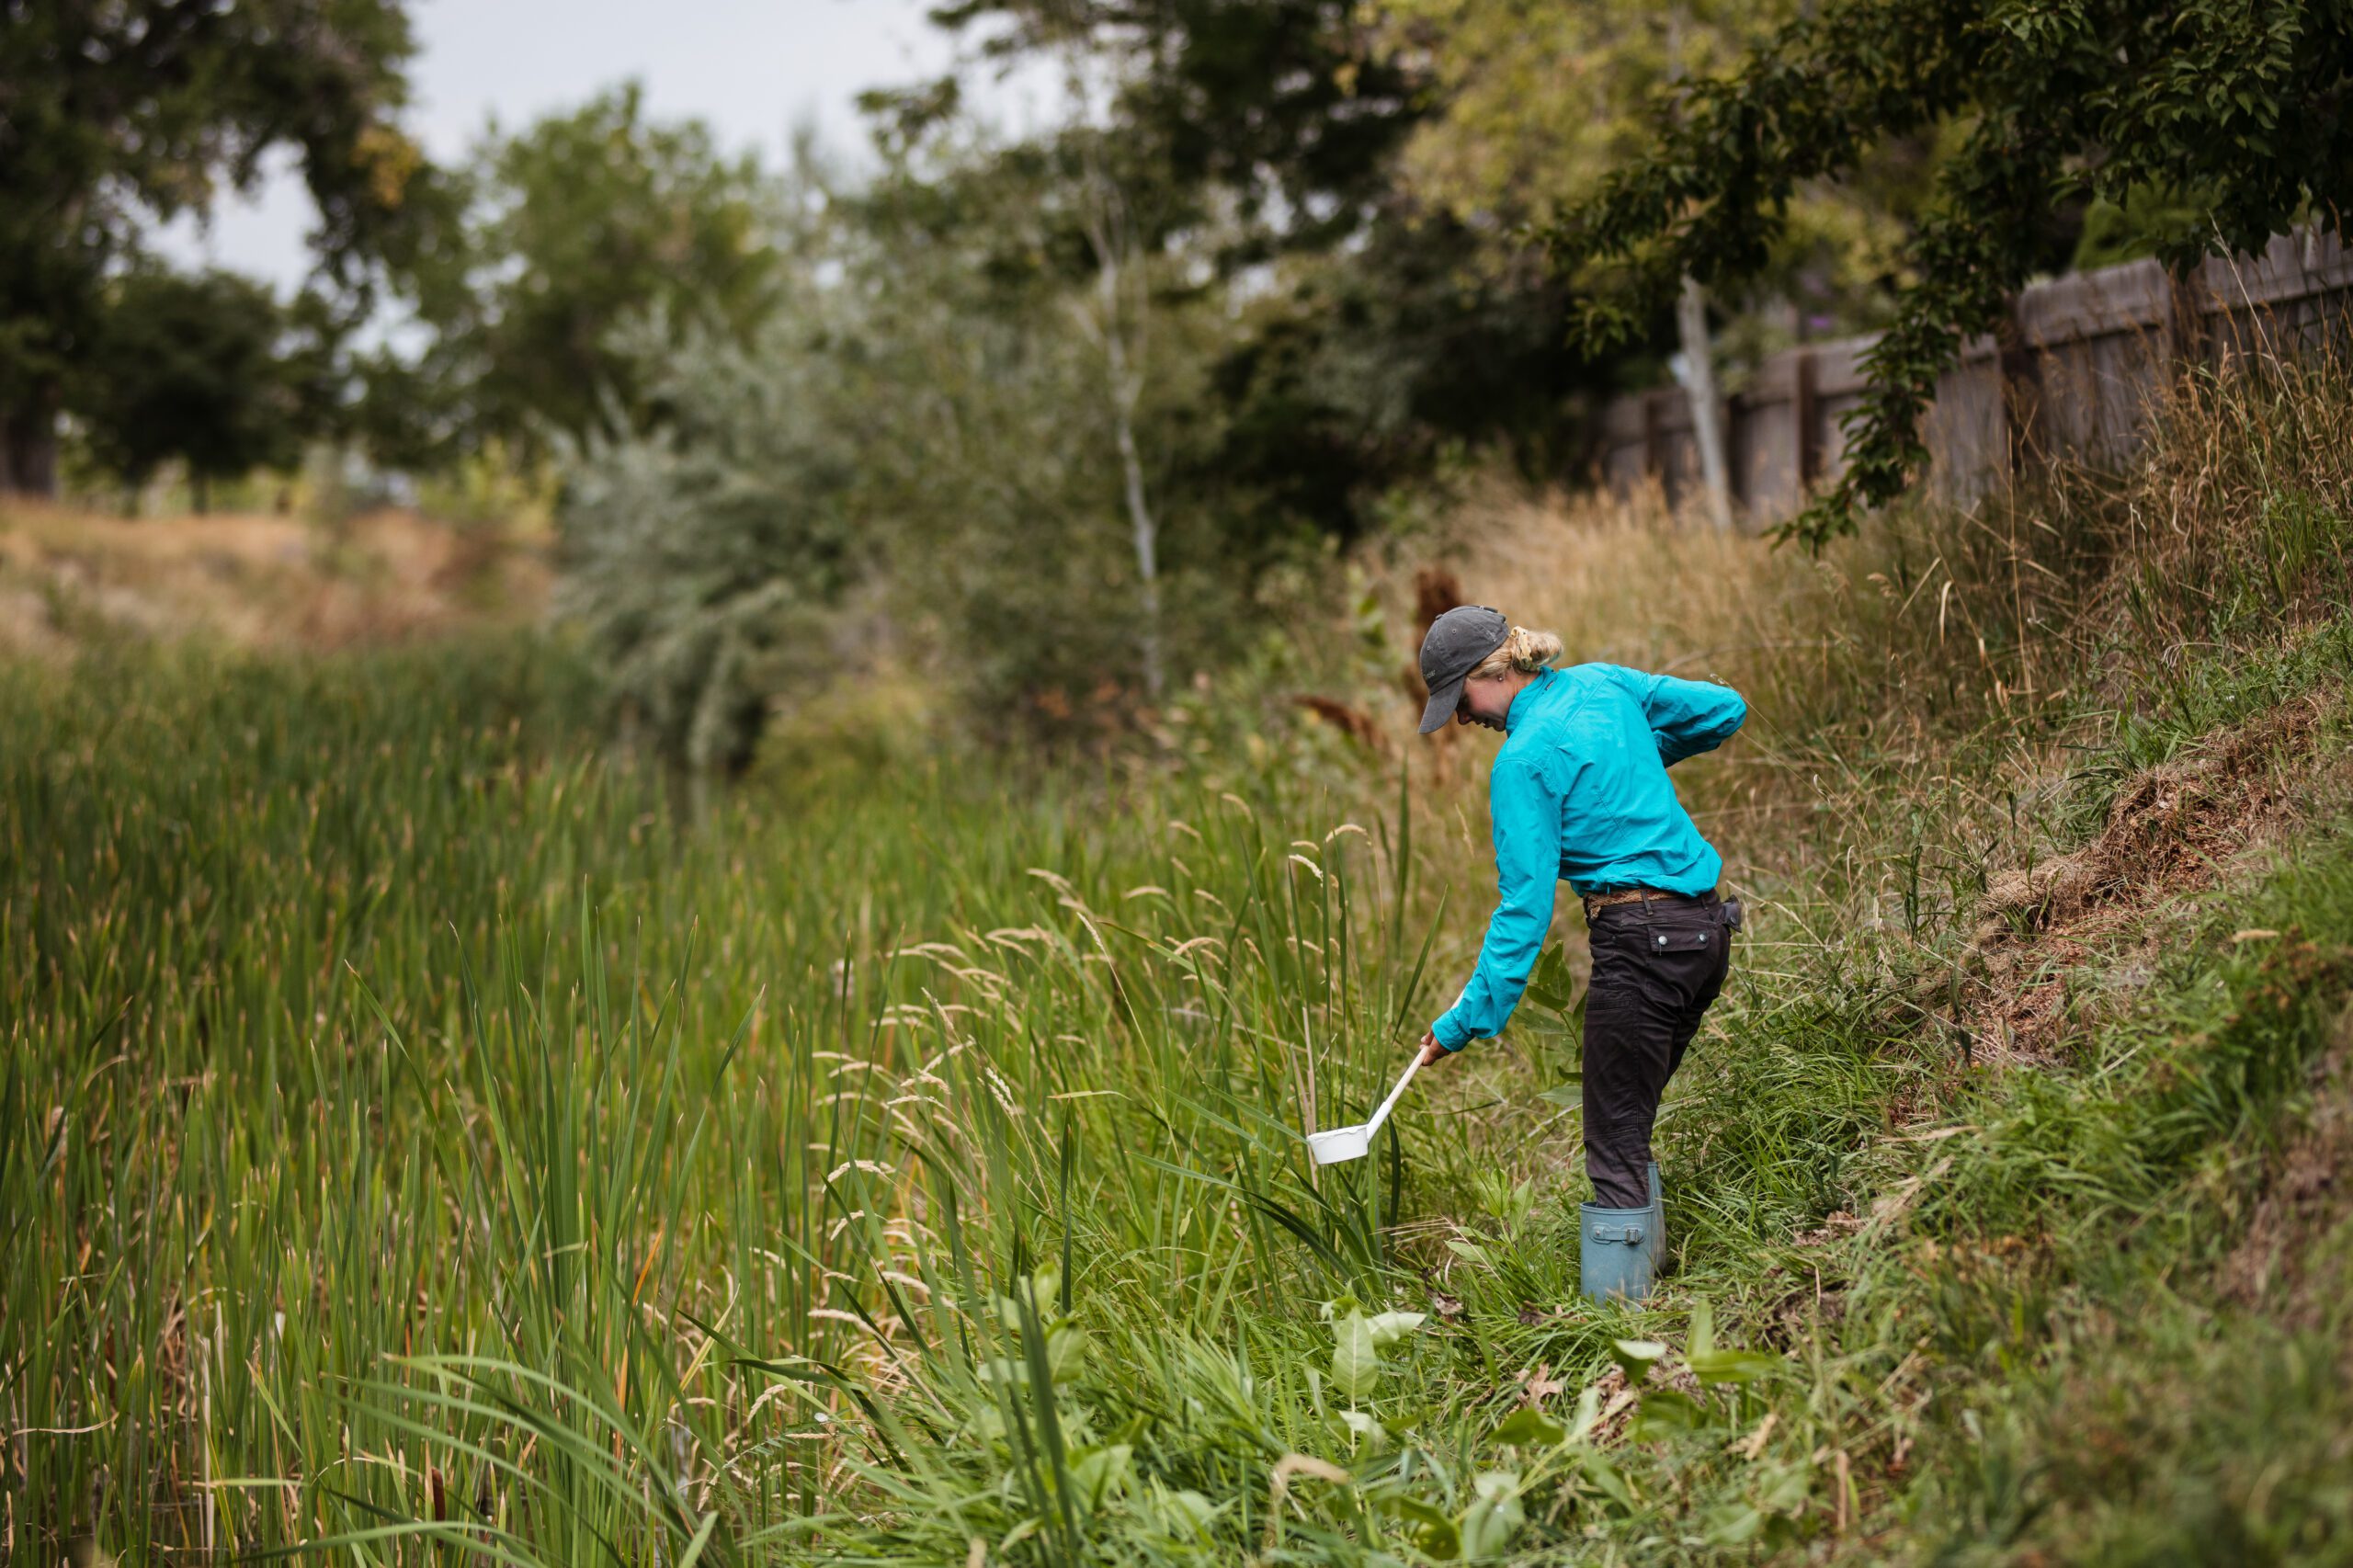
[1430,664,1746,1051]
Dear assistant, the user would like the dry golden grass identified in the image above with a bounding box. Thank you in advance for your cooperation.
[1414,475,1813,680]
[0,500,549,656]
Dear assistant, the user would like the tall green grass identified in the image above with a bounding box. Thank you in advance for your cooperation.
[2,632,1490,1561]
[8,352,2353,1564]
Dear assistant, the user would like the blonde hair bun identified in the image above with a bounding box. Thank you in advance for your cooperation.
[1470,625,1563,681]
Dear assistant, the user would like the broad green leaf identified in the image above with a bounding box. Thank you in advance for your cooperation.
[1364,1310,1426,1348]
[1151,1484,1217,1538]
[1067,1442,1132,1512]
[998,1266,1061,1325]
[1490,1406,1566,1448]
[1337,1409,1390,1451]
[1045,1323,1089,1382]
[1688,1297,1716,1362]
[1524,944,1574,1011]
[1756,1460,1812,1512]
[965,1403,1007,1445]
[1564,1383,1604,1444]
[1460,1471,1527,1557]
[1580,1449,1637,1512]
[1381,1494,1461,1561]
[1330,1312,1381,1403]
[1538,1081,1583,1111]
[1689,1347,1781,1385]
[1628,1388,1706,1439]
[1609,1338,1667,1382]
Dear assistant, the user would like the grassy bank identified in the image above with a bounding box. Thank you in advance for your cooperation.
[6,355,2353,1564]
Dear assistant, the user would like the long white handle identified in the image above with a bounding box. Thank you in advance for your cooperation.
[1361,1053,1423,1138]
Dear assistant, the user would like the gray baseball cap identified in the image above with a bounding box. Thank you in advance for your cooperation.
[1416,605,1509,733]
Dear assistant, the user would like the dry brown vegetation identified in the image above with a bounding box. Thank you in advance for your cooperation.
[0,502,547,657]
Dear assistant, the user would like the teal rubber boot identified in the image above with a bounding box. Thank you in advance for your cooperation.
[1645,1161,1665,1277]
[1579,1202,1654,1302]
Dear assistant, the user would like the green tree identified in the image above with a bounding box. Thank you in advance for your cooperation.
[927,0,1607,541]
[0,0,430,495]
[558,113,1248,764]
[1380,0,1954,528]
[889,10,1203,699]
[73,266,305,510]
[557,310,861,777]
[1538,0,2353,546]
[1197,209,1597,542]
[932,0,1423,264]
[1377,0,1933,322]
[432,84,784,457]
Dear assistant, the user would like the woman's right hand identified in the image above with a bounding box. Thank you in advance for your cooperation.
[1414,1030,1449,1067]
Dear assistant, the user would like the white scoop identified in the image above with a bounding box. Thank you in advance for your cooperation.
[1305,1054,1424,1165]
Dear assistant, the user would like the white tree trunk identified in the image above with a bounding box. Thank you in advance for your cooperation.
[1097,244,1164,701]
[1063,28,1166,704]
[1675,273,1736,532]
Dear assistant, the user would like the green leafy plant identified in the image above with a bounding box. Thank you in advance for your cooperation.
[1538,0,2353,547]
[1321,1295,1427,1405]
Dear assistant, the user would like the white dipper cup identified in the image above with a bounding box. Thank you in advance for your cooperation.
[1305,1053,1424,1165]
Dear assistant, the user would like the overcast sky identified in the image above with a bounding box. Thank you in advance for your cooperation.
[156,0,1053,290]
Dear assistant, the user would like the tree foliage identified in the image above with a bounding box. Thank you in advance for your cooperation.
[557,313,860,776]
[433,84,786,457]
[1384,0,1780,224]
[1200,210,1597,543]
[559,112,1268,767]
[73,266,307,508]
[1378,0,1938,347]
[554,0,1647,767]
[1539,0,2353,547]
[0,0,435,492]
[928,0,1612,538]
[932,0,1424,263]
[838,127,1234,728]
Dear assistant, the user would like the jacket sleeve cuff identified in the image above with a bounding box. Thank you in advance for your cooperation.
[1431,1014,1474,1051]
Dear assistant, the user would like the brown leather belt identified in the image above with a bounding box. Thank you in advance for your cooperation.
[1582,886,1711,915]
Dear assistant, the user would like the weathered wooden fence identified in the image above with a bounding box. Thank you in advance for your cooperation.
[1598,227,2353,522]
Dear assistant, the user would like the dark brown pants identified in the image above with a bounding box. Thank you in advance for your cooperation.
[1581,892,1732,1208]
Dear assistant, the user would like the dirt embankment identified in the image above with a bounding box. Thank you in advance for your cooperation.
[0,504,549,657]
[1948,689,2346,1064]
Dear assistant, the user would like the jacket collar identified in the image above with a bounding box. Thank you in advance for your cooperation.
[1504,667,1555,733]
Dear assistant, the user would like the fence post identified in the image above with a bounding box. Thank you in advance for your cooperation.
[1792,348,1820,491]
[2163,262,2209,380]
[1997,296,2044,476]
